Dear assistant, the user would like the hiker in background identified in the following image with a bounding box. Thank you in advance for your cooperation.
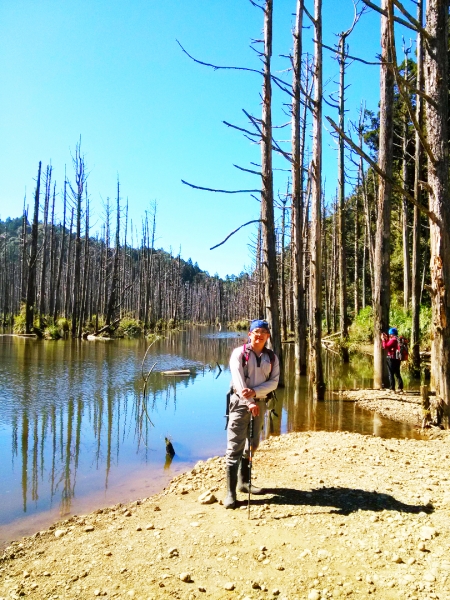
[224,319,280,509]
[381,327,404,393]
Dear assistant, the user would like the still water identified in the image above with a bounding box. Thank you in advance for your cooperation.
[0,328,420,547]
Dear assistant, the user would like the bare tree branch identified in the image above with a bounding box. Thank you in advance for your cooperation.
[233,164,262,176]
[320,41,384,65]
[325,116,438,223]
[210,219,263,250]
[181,180,260,194]
[360,0,427,34]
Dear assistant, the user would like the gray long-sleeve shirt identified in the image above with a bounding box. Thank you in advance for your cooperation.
[229,344,280,406]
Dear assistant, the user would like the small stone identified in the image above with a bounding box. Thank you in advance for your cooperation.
[417,542,427,551]
[190,522,200,527]
[198,587,206,592]
[308,590,321,600]
[366,575,373,584]
[423,572,436,583]
[252,581,261,589]
[127,591,135,598]
[23,571,30,578]
[54,529,66,538]
[30,583,38,590]
[407,557,416,565]
[94,590,101,597]
[392,554,403,563]
[420,526,437,540]
[275,564,285,571]
[124,511,132,517]
[272,590,280,597]
[136,526,142,531]
[260,545,267,551]
[154,506,161,511]
[198,491,217,505]
[146,524,155,530]
[43,572,51,577]
[224,582,235,591]
[168,548,179,557]
[317,549,330,560]
[104,551,112,557]
[84,525,95,532]
[180,572,192,583]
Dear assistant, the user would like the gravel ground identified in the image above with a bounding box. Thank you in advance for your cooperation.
[338,390,424,427]
[1,425,450,600]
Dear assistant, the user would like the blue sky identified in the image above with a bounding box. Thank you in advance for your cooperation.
[0,1,415,277]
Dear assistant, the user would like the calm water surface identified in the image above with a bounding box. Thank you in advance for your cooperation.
[0,328,421,547]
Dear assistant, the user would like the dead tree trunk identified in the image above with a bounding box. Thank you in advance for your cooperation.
[337,32,349,362]
[25,162,42,334]
[261,0,282,375]
[401,53,411,310]
[291,0,307,375]
[309,0,325,399]
[410,0,424,375]
[373,0,394,389]
[105,180,121,327]
[70,143,86,338]
[425,0,450,422]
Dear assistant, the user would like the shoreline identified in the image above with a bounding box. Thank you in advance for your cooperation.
[2,425,450,599]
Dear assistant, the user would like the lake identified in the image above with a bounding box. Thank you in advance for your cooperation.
[0,327,421,547]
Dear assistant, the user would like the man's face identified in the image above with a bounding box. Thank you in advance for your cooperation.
[249,328,270,345]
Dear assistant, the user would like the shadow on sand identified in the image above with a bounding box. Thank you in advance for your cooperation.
[238,486,433,516]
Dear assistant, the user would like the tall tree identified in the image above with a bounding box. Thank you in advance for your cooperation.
[291,0,307,375]
[260,0,282,372]
[410,0,424,374]
[372,0,394,389]
[309,0,325,399]
[425,0,450,420]
[25,162,42,334]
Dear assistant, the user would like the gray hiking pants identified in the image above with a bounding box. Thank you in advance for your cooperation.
[225,394,266,467]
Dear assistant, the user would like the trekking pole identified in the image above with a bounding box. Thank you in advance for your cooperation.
[248,414,254,520]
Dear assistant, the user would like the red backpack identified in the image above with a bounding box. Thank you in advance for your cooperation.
[395,336,409,361]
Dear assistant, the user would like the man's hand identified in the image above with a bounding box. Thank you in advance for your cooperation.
[247,402,260,417]
[242,388,259,417]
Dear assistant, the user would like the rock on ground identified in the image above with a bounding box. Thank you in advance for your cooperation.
[1,430,450,599]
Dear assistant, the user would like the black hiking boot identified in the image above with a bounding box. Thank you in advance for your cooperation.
[223,464,238,509]
[237,457,264,495]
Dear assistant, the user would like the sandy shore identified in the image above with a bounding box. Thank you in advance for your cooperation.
[338,389,424,427]
[1,420,450,600]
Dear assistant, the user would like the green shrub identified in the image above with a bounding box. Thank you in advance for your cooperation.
[13,306,27,334]
[44,325,61,340]
[348,306,374,344]
[57,318,70,333]
[228,320,249,331]
[155,319,165,332]
[167,318,176,329]
[118,316,143,337]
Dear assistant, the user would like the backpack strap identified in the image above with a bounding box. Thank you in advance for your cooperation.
[241,344,275,379]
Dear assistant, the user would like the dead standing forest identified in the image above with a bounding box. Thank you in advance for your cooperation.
[1,0,450,424]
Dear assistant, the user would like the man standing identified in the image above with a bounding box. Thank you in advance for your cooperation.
[224,319,280,509]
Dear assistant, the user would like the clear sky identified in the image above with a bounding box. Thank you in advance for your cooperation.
[0,1,415,277]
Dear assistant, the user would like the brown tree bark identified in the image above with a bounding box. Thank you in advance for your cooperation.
[309,0,325,399]
[373,0,394,389]
[424,0,450,422]
[261,0,282,375]
[291,0,307,375]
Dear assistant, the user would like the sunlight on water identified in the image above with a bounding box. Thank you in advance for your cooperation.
[0,328,421,546]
